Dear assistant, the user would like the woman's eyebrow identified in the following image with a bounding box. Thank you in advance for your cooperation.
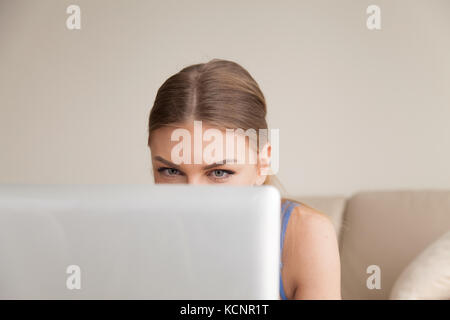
[202,159,237,170]
[153,156,181,169]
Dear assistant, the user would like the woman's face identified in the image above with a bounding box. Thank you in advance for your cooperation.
[149,122,270,185]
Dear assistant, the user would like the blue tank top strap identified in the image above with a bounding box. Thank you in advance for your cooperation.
[281,200,290,215]
[279,199,300,300]
[280,200,296,252]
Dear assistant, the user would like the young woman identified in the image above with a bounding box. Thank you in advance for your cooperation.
[147,59,341,299]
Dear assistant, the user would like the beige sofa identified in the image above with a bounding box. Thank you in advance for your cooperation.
[294,190,450,299]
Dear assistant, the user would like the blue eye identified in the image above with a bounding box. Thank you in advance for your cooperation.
[208,169,235,179]
[212,170,226,177]
[157,167,181,176]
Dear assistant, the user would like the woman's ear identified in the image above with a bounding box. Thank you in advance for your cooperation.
[255,143,272,185]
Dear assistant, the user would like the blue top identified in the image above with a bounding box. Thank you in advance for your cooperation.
[280,200,301,300]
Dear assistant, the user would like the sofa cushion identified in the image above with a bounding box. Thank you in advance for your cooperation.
[390,230,450,300]
[339,190,450,299]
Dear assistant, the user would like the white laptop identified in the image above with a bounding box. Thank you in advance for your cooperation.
[0,184,280,299]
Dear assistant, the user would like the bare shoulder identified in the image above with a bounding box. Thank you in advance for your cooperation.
[282,200,341,299]
[281,199,336,239]
[289,203,336,240]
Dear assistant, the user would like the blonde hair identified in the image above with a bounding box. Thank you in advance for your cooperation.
[148,59,267,146]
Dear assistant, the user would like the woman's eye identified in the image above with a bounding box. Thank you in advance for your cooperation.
[157,167,181,176]
[208,169,234,179]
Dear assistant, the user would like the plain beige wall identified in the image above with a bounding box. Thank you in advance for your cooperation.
[0,0,449,197]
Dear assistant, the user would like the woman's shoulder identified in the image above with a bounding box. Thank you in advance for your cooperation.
[281,198,326,216]
[281,198,335,239]
[281,198,341,299]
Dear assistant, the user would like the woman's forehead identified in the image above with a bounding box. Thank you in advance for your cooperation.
[150,124,258,167]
